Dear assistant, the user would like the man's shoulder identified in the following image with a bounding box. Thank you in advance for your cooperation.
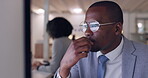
[123,37,148,49]
[131,40,148,50]
[123,37,148,55]
[129,40,148,59]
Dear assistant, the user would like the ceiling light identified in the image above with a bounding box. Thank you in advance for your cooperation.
[71,8,82,14]
[33,9,45,14]
[137,23,143,28]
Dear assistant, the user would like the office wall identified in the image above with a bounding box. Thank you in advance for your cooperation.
[127,12,148,41]
[31,13,44,56]
[0,0,24,78]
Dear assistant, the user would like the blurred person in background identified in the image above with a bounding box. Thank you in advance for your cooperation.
[32,17,73,76]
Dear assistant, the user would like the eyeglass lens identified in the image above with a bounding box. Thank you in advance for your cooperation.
[80,21,100,32]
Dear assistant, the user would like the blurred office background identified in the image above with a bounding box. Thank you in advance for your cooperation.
[31,0,148,61]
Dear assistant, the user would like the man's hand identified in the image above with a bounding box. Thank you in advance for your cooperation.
[59,37,93,78]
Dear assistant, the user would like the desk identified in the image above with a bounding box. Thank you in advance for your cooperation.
[32,70,54,78]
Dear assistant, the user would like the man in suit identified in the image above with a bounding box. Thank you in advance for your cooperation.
[54,1,148,78]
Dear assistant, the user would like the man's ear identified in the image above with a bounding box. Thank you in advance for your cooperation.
[115,22,122,35]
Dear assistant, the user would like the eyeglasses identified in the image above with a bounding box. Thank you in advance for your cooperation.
[79,20,115,32]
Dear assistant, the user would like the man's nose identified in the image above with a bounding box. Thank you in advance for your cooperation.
[84,27,93,37]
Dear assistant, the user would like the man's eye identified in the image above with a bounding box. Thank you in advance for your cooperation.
[90,24,98,27]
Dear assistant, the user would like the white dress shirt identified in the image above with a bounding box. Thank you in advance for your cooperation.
[56,37,123,78]
[97,37,123,78]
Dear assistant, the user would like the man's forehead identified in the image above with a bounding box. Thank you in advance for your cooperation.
[85,16,101,23]
[85,8,104,22]
[85,7,109,22]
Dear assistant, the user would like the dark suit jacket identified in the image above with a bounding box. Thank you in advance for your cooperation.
[55,37,148,78]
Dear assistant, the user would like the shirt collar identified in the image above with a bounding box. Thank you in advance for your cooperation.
[97,37,124,61]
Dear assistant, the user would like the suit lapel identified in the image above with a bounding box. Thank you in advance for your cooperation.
[122,37,137,78]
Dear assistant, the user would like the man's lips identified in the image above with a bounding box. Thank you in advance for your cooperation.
[88,38,95,43]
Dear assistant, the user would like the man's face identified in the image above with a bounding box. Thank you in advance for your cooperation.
[84,6,118,52]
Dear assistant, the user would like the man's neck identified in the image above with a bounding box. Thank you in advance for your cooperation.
[101,36,122,54]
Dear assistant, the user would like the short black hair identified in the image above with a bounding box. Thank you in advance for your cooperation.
[46,17,73,38]
[89,1,123,24]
